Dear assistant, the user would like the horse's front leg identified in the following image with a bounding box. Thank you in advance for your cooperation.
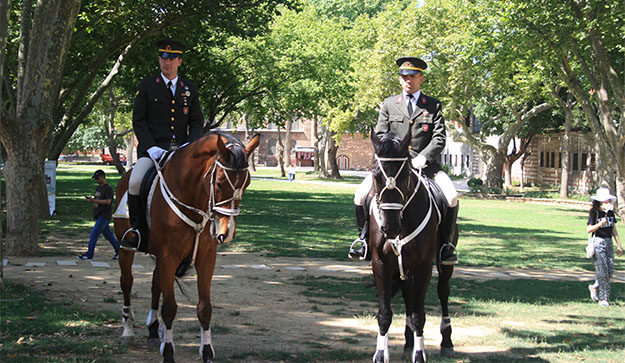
[372,256,393,363]
[405,262,432,363]
[158,253,178,363]
[437,263,454,358]
[195,243,217,363]
[147,262,162,350]
[119,249,136,344]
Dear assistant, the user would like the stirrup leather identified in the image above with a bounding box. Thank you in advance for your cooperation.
[120,228,141,251]
[349,238,368,261]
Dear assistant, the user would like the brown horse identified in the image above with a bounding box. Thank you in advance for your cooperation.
[369,130,455,363]
[114,132,259,363]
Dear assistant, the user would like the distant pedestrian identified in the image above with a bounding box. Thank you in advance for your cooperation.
[77,170,120,260]
[288,164,296,182]
[587,187,622,306]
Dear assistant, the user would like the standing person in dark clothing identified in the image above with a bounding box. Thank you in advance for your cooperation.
[587,187,623,306]
[77,169,119,260]
[121,39,205,250]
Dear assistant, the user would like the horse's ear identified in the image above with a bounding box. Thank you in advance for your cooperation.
[370,127,379,150]
[245,134,260,156]
[399,126,411,153]
[216,134,230,160]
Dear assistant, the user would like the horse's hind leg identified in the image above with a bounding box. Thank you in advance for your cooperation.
[119,249,136,344]
[437,264,454,358]
[195,247,217,363]
[147,263,162,350]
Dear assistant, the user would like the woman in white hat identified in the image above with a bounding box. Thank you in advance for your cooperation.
[587,187,622,306]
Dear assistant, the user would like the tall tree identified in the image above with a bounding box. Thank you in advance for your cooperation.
[0,0,82,255]
[503,0,625,213]
[1,0,294,255]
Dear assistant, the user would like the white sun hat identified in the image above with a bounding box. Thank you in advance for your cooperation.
[591,187,616,202]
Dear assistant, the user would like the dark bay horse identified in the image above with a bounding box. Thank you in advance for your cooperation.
[114,132,259,363]
[369,130,454,363]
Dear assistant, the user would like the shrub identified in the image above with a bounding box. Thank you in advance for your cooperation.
[467,178,483,192]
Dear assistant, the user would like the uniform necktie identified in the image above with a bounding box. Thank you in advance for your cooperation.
[167,81,174,98]
[407,94,414,118]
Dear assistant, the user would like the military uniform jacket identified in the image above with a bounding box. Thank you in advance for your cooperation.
[133,74,204,157]
[375,92,446,173]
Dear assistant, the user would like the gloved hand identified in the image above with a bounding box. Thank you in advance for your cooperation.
[147,146,166,161]
[411,154,427,169]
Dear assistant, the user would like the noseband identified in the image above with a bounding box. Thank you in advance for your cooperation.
[374,154,419,218]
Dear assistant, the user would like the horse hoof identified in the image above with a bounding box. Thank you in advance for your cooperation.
[121,336,135,345]
[441,346,455,358]
[413,349,426,363]
[373,349,388,363]
[162,342,175,363]
[201,344,215,363]
[147,337,160,350]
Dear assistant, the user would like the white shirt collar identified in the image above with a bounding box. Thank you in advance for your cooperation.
[404,90,421,103]
[161,74,178,92]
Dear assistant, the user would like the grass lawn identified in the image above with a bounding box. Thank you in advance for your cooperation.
[4,164,624,362]
[38,164,622,272]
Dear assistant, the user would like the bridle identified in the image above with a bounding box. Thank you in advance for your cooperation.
[372,153,438,280]
[155,149,250,267]
[374,154,419,218]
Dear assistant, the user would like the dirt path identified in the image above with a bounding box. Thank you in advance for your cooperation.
[4,252,623,362]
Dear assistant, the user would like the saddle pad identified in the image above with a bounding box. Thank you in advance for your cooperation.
[113,192,129,219]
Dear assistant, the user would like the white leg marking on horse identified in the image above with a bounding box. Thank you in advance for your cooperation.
[374,333,389,363]
[199,328,215,358]
[146,309,158,326]
[440,315,451,333]
[412,333,426,362]
[159,327,175,355]
[121,305,135,338]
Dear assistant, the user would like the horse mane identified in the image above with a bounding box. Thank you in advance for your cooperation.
[204,131,249,170]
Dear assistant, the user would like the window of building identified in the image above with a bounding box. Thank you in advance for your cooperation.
[581,153,588,170]
[546,152,550,168]
[558,152,562,169]
[590,154,596,171]
[540,152,544,167]
[572,153,579,171]
[550,152,555,168]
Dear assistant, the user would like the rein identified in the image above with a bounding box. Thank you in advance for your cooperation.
[373,155,440,280]
[153,152,249,267]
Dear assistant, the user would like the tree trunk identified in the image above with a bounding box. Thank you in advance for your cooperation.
[326,132,341,179]
[481,150,504,190]
[125,136,135,168]
[276,126,285,177]
[318,126,329,178]
[3,134,43,255]
[243,115,256,172]
[104,87,126,175]
[283,119,292,168]
[313,116,320,172]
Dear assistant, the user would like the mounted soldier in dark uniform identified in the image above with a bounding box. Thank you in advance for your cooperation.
[349,56,459,265]
[121,39,205,250]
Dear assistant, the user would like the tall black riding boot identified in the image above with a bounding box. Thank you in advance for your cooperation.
[439,204,459,265]
[121,194,144,250]
[348,204,370,261]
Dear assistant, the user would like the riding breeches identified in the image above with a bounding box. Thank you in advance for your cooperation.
[354,170,458,208]
[128,157,154,195]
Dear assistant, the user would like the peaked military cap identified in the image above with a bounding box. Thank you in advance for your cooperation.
[156,39,186,59]
[396,56,427,75]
